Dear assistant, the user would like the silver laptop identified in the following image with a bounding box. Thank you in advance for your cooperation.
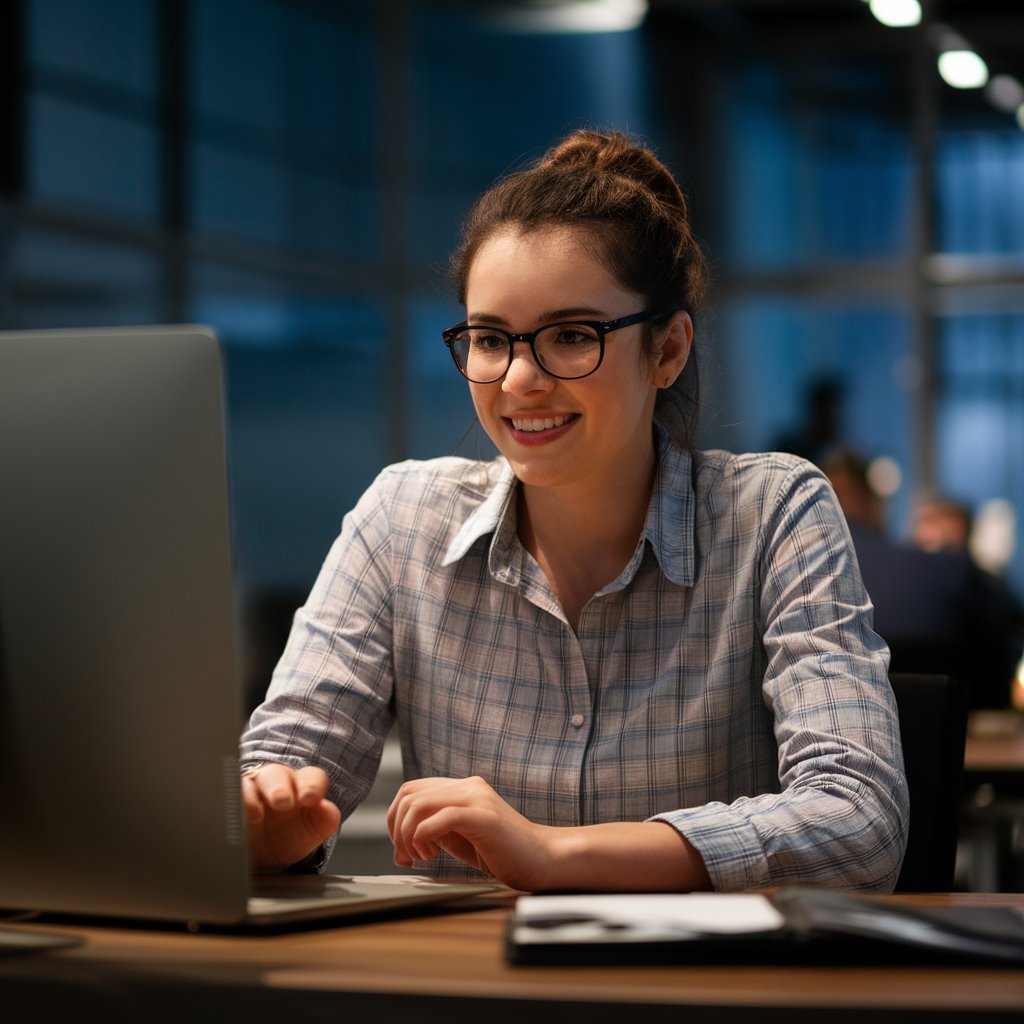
[0,325,491,929]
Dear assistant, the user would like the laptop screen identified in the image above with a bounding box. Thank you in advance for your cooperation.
[0,325,251,924]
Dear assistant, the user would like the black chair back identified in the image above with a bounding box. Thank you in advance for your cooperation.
[889,672,968,892]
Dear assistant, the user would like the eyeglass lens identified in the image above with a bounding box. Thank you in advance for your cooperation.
[452,323,602,382]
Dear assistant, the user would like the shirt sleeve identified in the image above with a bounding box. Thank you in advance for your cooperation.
[239,471,398,824]
[651,458,910,892]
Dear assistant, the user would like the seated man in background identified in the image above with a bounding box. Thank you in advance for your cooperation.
[823,450,1023,710]
[912,495,973,555]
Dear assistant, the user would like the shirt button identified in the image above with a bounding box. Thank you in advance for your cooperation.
[570,713,585,728]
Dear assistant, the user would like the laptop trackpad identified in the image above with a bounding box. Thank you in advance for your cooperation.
[247,874,493,918]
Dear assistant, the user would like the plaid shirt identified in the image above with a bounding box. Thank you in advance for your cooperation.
[241,431,908,891]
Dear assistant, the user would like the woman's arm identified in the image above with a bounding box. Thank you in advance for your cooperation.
[653,456,908,892]
[240,473,399,829]
[387,775,712,892]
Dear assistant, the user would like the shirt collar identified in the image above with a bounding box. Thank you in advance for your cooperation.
[441,459,518,568]
[643,428,697,587]
[440,429,697,589]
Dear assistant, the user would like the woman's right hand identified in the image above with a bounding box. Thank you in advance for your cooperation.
[242,763,342,873]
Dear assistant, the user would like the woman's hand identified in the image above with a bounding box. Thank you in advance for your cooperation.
[242,763,342,873]
[386,776,562,891]
[386,775,713,893]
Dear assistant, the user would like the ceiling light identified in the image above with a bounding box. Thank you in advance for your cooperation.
[485,0,649,34]
[867,0,921,29]
[937,50,989,89]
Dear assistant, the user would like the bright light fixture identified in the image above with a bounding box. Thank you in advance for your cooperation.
[866,457,902,499]
[485,0,649,34]
[867,0,921,29]
[971,498,1017,574]
[1017,103,1024,132]
[937,49,989,89]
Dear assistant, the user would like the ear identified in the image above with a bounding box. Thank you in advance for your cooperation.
[652,311,693,389]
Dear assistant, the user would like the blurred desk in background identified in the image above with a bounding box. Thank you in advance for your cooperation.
[965,710,1024,782]
[961,710,1024,892]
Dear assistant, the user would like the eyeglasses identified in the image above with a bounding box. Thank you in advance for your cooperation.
[441,310,667,384]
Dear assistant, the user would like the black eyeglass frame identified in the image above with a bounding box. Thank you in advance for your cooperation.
[441,309,670,383]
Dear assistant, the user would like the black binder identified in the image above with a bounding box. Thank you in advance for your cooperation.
[506,887,1024,966]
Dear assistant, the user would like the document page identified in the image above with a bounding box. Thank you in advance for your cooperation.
[511,893,786,945]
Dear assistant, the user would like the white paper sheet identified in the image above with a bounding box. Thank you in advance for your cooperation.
[512,893,786,945]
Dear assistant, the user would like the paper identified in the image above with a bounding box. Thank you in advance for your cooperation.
[512,893,786,945]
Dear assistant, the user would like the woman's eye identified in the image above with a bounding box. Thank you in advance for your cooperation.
[552,326,594,346]
[471,332,507,352]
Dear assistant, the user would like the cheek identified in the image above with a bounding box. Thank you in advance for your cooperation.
[468,385,498,431]
[606,360,658,411]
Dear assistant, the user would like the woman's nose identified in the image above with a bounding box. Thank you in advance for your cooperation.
[502,344,552,393]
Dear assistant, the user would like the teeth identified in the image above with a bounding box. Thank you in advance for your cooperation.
[511,415,572,432]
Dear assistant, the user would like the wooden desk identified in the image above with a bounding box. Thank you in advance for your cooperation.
[2,892,1023,1022]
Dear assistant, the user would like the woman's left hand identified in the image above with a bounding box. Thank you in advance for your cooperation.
[386,775,713,893]
[386,775,560,891]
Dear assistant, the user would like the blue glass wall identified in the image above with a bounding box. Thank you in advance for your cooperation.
[705,53,1024,594]
[14,0,655,603]
[10,0,1024,601]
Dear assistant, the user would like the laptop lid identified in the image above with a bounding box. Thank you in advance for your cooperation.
[0,325,254,925]
[0,325,498,931]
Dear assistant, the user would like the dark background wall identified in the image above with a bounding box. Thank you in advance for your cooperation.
[2,0,1023,707]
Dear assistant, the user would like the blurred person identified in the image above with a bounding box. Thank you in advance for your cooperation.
[775,377,844,467]
[914,493,1024,704]
[824,450,1021,709]
[238,130,907,894]
[912,496,972,554]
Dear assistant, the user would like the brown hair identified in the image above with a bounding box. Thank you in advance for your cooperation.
[451,129,710,449]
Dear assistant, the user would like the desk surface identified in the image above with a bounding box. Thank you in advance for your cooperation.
[2,891,1023,1022]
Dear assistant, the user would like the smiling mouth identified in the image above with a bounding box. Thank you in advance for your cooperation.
[509,414,577,432]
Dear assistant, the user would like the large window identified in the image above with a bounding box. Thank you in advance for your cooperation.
[3,0,657,687]
[936,310,1024,585]
[7,0,1023,602]
[651,17,1024,597]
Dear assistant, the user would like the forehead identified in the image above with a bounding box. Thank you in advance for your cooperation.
[466,225,632,309]
[474,223,599,265]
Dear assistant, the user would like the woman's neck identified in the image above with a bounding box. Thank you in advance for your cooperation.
[516,451,657,628]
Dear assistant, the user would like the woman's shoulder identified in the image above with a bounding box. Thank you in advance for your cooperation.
[695,447,825,485]
[346,455,513,563]
[355,455,511,525]
[681,448,842,555]
[690,448,832,516]
[373,454,508,495]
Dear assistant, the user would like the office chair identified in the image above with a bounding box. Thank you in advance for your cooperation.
[888,672,969,892]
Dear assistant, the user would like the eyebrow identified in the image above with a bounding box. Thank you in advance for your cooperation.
[466,307,608,325]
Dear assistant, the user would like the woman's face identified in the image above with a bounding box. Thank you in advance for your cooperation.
[464,225,689,494]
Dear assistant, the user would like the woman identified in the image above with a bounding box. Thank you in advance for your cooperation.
[240,129,907,893]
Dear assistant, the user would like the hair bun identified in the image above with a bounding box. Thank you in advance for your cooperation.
[542,129,688,215]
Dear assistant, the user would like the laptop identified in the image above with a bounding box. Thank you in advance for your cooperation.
[0,324,493,930]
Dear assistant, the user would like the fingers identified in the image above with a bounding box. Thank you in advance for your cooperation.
[244,763,330,822]
[404,805,491,868]
[387,777,441,864]
[242,762,342,873]
[386,776,497,868]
